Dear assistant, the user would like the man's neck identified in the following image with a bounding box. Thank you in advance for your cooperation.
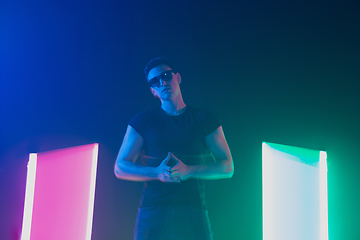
[161,100,186,116]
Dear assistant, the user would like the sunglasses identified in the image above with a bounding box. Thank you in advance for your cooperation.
[148,70,175,88]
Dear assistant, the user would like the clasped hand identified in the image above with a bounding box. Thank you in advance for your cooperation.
[157,152,190,183]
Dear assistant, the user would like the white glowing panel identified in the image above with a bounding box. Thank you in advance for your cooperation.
[262,142,328,240]
[21,143,99,240]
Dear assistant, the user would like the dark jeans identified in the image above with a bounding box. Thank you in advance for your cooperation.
[133,205,213,240]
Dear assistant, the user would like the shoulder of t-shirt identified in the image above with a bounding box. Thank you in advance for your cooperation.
[131,107,160,120]
[128,107,161,136]
[187,106,219,120]
[187,106,222,134]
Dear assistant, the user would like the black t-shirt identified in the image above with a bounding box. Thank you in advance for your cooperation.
[129,106,221,209]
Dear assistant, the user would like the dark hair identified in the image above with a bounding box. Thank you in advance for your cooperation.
[144,57,175,78]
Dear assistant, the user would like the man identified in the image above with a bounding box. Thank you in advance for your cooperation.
[114,57,234,240]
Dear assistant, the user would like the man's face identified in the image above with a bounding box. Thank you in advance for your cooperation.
[147,64,181,100]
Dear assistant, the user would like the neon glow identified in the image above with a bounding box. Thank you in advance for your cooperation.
[86,144,99,240]
[319,151,328,240]
[262,142,328,240]
[20,143,99,240]
[21,153,37,240]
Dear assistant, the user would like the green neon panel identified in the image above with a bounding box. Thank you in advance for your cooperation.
[262,142,328,240]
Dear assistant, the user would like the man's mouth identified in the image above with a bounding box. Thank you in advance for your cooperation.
[162,88,170,92]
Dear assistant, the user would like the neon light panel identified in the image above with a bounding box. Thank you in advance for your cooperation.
[319,151,328,240]
[262,142,328,240]
[21,153,37,240]
[21,143,99,240]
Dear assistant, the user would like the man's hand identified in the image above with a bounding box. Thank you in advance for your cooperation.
[156,152,178,182]
[169,153,191,182]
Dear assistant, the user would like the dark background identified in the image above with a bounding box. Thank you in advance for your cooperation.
[1,0,359,239]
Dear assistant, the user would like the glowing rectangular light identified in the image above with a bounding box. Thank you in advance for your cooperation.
[21,143,99,240]
[21,153,37,240]
[262,142,328,240]
[319,151,328,240]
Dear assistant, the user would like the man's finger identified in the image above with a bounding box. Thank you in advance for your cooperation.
[162,174,171,182]
[171,175,181,182]
[160,153,170,165]
[172,153,181,161]
[164,152,172,164]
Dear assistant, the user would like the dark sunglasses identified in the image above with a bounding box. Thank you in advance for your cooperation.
[148,70,175,88]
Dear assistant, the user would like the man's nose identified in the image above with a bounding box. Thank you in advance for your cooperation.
[159,79,168,86]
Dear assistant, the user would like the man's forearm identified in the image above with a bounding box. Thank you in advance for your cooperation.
[187,160,234,180]
[114,160,158,182]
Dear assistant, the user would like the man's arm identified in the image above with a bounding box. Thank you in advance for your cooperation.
[170,126,234,180]
[114,125,174,182]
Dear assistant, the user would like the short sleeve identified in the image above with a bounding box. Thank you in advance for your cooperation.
[203,110,221,135]
[128,111,147,137]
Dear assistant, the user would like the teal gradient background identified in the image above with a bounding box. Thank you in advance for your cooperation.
[1,0,359,239]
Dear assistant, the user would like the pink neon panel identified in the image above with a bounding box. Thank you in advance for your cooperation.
[29,143,98,240]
